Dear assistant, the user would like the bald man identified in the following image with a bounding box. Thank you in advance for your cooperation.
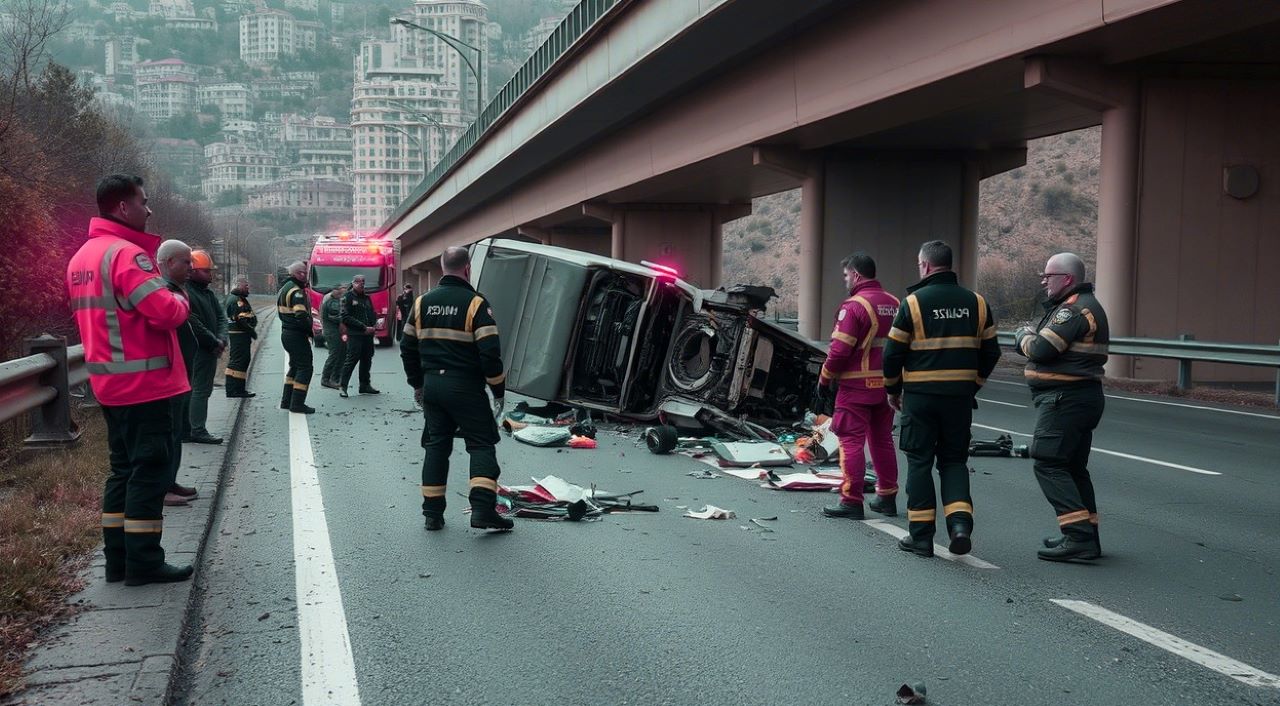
[276,261,315,414]
[1013,252,1110,562]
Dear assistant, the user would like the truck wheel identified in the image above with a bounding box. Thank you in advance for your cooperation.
[644,425,679,454]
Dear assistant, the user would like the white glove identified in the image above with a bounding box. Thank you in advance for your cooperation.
[492,396,505,422]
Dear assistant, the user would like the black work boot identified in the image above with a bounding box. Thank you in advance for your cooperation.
[358,385,380,395]
[424,515,446,531]
[948,521,973,556]
[125,563,194,586]
[321,378,340,390]
[289,388,316,414]
[280,384,293,410]
[469,487,513,531]
[867,494,897,517]
[822,503,865,520]
[339,386,349,398]
[898,536,934,558]
[1038,536,1101,562]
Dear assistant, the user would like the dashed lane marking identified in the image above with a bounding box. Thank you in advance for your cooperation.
[976,397,1026,408]
[862,519,1000,569]
[987,379,1279,420]
[290,397,363,705]
[1050,599,1280,689]
[970,423,1222,476]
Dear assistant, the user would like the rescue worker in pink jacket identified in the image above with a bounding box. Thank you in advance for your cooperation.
[66,174,195,587]
[816,253,901,520]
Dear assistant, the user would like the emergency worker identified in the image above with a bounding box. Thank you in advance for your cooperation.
[184,249,226,443]
[395,284,414,341]
[67,174,194,586]
[338,274,378,397]
[816,252,901,520]
[156,239,202,508]
[1013,252,1109,562]
[224,275,257,398]
[400,246,511,532]
[320,283,347,389]
[277,261,315,414]
[883,240,1000,558]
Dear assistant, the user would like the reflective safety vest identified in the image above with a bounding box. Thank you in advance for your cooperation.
[819,279,900,405]
[66,218,191,406]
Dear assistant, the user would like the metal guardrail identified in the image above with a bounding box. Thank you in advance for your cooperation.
[998,331,1280,405]
[0,335,84,449]
[385,0,624,230]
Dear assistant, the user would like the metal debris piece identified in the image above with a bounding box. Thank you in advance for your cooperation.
[895,682,927,704]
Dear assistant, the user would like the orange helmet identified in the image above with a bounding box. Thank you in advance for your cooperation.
[191,249,215,270]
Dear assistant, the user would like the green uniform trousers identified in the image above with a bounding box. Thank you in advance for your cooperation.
[340,334,374,390]
[225,332,252,396]
[321,325,346,384]
[899,393,975,542]
[420,372,500,518]
[188,349,218,437]
[1030,384,1104,541]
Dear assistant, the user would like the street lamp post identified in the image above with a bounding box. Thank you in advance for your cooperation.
[391,17,483,120]
[384,122,428,185]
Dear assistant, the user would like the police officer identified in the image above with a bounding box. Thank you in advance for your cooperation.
[68,174,194,586]
[319,283,347,389]
[395,284,414,341]
[816,252,901,520]
[400,246,511,532]
[185,249,227,444]
[883,240,1001,558]
[338,274,379,397]
[224,275,257,398]
[1013,252,1109,562]
[277,261,315,414]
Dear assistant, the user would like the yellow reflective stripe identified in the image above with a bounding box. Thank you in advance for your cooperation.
[291,305,307,312]
[277,306,293,314]
[850,296,879,373]
[1069,342,1109,354]
[123,519,163,533]
[1089,512,1100,525]
[903,369,979,383]
[976,376,987,386]
[237,312,255,319]
[464,295,483,333]
[905,295,924,341]
[469,477,498,492]
[837,370,880,380]
[1039,328,1069,352]
[907,509,935,522]
[1057,510,1091,526]
[975,294,988,337]
[474,325,499,340]
[402,323,417,337]
[418,327,473,342]
[1081,308,1098,340]
[981,326,997,340]
[101,513,125,528]
[887,327,911,343]
[293,382,309,391]
[421,485,447,498]
[883,376,901,386]
[285,377,295,384]
[944,501,973,516]
[909,336,980,351]
[831,331,859,347]
[224,369,247,379]
[1024,369,1092,382]
[485,372,506,385]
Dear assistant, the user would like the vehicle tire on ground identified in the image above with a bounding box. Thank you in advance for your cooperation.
[645,425,679,454]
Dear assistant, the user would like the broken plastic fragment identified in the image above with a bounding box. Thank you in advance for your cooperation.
[684,505,736,520]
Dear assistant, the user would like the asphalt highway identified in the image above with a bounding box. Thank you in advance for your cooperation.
[173,320,1280,706]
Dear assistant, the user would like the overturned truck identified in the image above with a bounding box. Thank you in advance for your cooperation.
[470,238,825,437]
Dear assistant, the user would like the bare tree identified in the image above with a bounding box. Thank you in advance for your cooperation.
[0,0,69,141]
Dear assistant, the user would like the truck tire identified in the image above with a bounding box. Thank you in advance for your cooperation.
[644,425,679,454]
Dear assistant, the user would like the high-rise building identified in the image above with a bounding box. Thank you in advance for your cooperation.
[396,0,488,123]
[239,8,297,65]
[351,32,466,232]
[202,142,283,200]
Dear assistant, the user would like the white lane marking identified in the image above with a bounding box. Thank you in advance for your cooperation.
[970,423,1222,476]
[290,406,363,705]
[1103,394,1280,420]
[976,397,1026,408]
[987,379,1279,420]
[862,519,999,569]
[1051,599,1280,689]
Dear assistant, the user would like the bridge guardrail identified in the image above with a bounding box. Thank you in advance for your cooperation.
[0,335,84,450]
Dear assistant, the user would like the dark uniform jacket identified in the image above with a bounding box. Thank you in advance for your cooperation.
[1015,284,1109,391]
[185,280,228,349]
[400,275,506,397]
[226,293,257,339]
[883,271,1001,397]
[169,280,214,371]
[276,277,312,335]
[341,289,376,336]
[321,292,343,331]
[396,290,414,319]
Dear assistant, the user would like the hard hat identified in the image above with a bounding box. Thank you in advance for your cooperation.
[191,250,215,270]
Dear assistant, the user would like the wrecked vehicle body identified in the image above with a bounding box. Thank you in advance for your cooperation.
[469,238,826,436]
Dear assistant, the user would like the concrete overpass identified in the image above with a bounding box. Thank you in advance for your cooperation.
[382,0,1280,380]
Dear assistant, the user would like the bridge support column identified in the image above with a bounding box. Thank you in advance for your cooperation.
[591,203,749,288]
[798,160,825,340]
[1097,96,1140,377]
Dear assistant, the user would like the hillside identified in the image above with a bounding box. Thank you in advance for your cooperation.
[722,127,1102,322]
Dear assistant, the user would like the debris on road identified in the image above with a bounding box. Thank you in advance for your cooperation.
[969,433,1030,458]
[498,475,658,520]
[512,426,572,447]
[683,505,736,520]
[709,440,793,467]
[896,682,927,704]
